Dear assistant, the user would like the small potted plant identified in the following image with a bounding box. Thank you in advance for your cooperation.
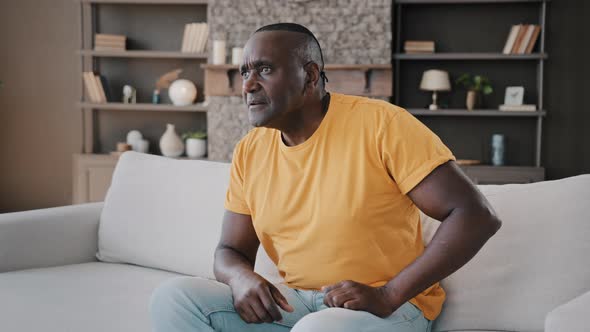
[455,74,493,111]
[182,130,207,159]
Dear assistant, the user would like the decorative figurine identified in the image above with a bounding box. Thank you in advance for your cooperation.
[122,85,136,104]
[154,68,183,104]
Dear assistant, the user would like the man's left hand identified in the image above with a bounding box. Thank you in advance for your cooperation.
[321,280,399,318]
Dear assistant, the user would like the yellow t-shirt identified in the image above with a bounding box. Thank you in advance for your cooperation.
[225,93,455,320]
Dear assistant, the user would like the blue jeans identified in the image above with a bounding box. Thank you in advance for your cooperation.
[150,277,432,332]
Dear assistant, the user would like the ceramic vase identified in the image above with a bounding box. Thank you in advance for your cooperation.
[186,138,207,159]
[466,90,480,111]
[159,124,184,157]
[168,79,197,106]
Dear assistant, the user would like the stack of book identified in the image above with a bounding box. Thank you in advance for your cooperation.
[502,24,541,55]
[404,40,435,54]
[94,33,126,51]
[181,23,209,53]
[499,104,537,112]
[83,72,109,103]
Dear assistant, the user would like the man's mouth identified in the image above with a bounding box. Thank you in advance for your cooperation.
[248,100,268,107]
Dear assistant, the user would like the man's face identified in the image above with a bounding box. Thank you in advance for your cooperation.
[240,31,307,128]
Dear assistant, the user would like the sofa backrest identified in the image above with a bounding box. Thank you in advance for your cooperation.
[97,152,230,277]
[98,152,590,332]
[422,175,590,332]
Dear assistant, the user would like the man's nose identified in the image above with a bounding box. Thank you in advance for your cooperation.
[242,72,261,94]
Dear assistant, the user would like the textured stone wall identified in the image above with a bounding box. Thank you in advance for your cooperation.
[207,0,392,161]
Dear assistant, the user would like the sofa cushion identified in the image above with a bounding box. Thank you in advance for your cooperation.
[422,175,590,332]
[0,262,181,332]
[97,152,230,277]
[545,289,590,332]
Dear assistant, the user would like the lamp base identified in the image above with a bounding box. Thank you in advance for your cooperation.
[428,104,439,110]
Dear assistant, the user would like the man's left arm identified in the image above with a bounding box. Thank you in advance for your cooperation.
[323,161,502,316]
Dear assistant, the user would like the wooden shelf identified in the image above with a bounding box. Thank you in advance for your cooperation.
[395,0,548,4]
[200,64,392,70]
[202,63,392,97]
[79,50,208,59]
[407,109,546,117]
[78,102,208,112]
[79,153,207,160]
[394,53,548,60]
[80,0,208,4]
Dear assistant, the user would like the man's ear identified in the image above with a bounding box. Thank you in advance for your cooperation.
[304,62,321,92]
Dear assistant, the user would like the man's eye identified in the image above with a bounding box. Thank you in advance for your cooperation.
[241,71,250,79]
[260,67,271,74]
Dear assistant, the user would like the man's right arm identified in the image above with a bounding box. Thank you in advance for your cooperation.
[214,210,293,323]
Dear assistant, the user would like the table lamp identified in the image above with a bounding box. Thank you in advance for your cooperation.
[420,69,451,110]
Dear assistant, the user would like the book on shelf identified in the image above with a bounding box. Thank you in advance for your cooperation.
[525,25,541,54]
[517,25,536,54]
[181,24,190,52]
[181,22,208,53]
[502,25,521,54]
[83,72,99,103]
[404,40,435,53]
[502,24,541,55]
[499,104,537,112]
[510,25,528,53]
[82,72,109,103]
[94,33,126,51]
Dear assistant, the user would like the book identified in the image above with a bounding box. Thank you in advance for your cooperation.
[181,24,190,52]
[499,104,537,112]
[511,24,528,54]
[94,40,125,47]
[83,72,100,103]
[94,75,107,103]
[95,33,126,42]
[502,25,521,54]
[517,25,536,54]
[82,72,96,102]
[525,25,542,54]
[94,46,126,51]
[187,23,198,53]
[404,40,435,53]
[192,23,204,53]
[97,75,112,102]
[197,23,209,53]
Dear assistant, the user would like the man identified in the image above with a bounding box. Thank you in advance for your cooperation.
[150,23,502,332]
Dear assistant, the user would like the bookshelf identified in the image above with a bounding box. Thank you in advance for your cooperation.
[79,0,208,154]
[393,0,548,183]
[75,0,209,203]
[78,102,208,112]
[394,53,547,60]
[78,50,208,59]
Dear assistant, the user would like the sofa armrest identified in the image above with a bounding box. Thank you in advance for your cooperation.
[545,289,590,332]
[0,203,103,273]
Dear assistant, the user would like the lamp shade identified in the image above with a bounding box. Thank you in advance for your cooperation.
[420,69,451,91]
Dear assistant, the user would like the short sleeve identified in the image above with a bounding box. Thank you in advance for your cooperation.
[380,109,455,195]
[224,140,251,215]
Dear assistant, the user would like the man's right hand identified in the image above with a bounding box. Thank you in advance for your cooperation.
[229,271,294,324]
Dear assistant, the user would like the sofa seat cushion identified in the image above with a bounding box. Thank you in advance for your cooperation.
[0,262,182,332]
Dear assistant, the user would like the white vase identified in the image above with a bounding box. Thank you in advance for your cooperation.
[159,124,184,157]
[168,79,197,106]
[186,138,207,158]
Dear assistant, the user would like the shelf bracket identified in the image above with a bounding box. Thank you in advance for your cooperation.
[364,69,373,94]
[227,69,239,92]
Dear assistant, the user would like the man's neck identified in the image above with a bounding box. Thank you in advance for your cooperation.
[279,92,330,147]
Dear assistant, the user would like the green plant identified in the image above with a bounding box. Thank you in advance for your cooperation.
[182,130,207,140]
[456,74,493,95]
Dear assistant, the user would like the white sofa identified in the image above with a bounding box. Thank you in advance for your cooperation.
[1,152,588,332]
